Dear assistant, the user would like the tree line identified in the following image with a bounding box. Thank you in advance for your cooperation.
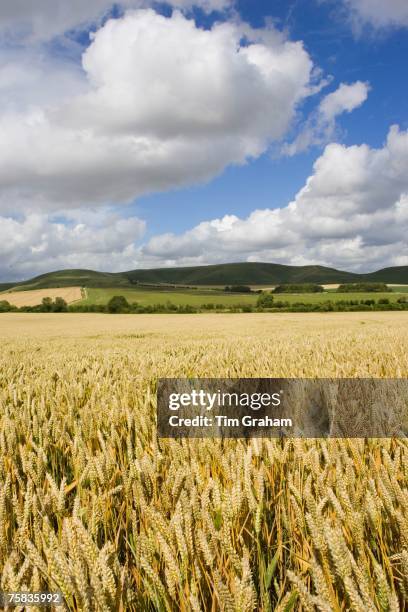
[0,293,407,314]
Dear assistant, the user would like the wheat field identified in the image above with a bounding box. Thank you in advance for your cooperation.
[0,287,83,308]
[0,312,408,611]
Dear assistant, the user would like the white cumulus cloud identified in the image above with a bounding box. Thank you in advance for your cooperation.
[283,81,369,156]
[0,211,145,281]
[142,125,408,271]
[3,125,407,279]
[343,0,408,30]
[319,81,369,119]
[0,9,314,212]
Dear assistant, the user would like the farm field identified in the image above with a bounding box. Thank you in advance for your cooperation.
[80,286,256,306]
[1,312,408,610]
[80,286,408,307]
[2,285,407,310]
[265,290,407,303]
[0,286,83,307]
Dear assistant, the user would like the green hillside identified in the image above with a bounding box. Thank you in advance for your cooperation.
[6,269,128,291]
[2,262,408,291]
[123,262,408,285]
[364,267,408,283]
[0,283,15,292]
[122,262,363,286]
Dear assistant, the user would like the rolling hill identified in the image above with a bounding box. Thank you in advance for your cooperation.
[2,262,408,291]
[5,269,129,291]
[362,266,408,284]
[122,262,365,285]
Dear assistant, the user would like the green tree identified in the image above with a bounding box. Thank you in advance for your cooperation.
[52,297,68,312]
[0,300,12,312]
[273,284,324,293]
[224,285,252,293]
[337,283,392,293]
[257,293,274,308]
[107,295,129,313]
[41,297,53,312]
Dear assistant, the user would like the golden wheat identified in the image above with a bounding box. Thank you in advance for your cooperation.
[0,312,407,611]
[0,287,83,308]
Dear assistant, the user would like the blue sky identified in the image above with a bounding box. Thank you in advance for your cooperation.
[0,0,407,279]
